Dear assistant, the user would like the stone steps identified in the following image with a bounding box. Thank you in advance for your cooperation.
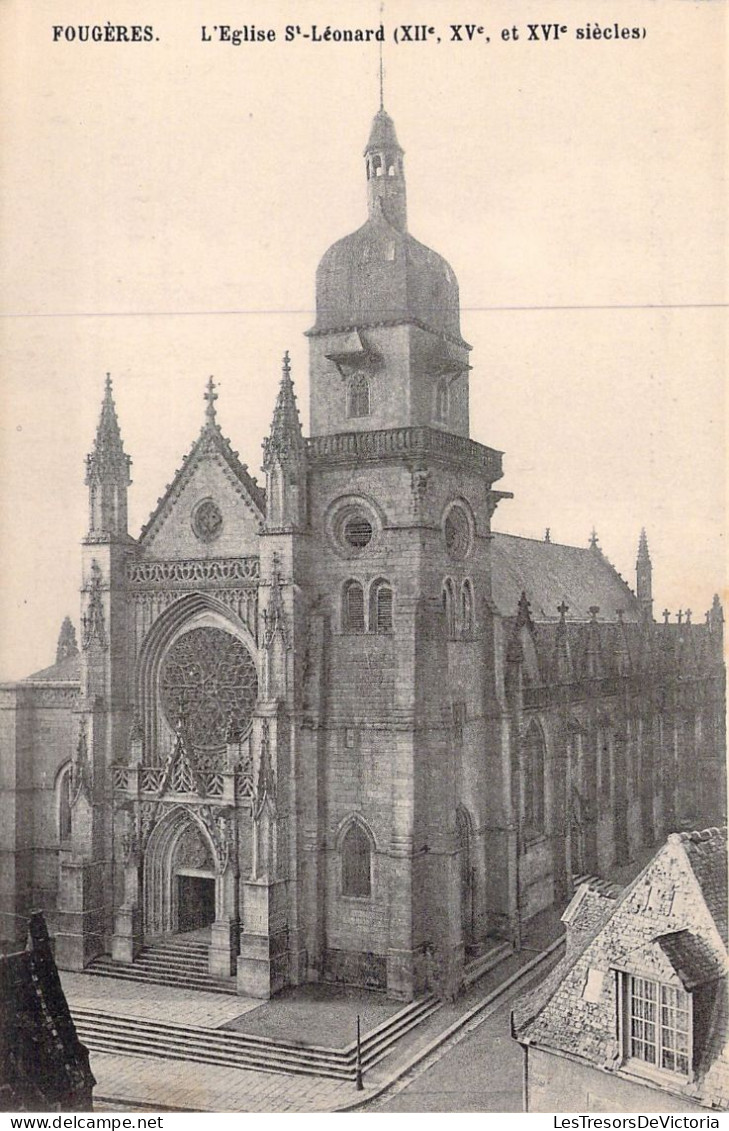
[72,994,441,1080]
[87,939,237,995]
[85,960,238,996]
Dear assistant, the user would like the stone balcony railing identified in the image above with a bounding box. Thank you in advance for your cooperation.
[307,426,504,482]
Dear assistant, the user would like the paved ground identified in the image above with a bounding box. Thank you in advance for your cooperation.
[75,907,567,1112]
[91,1052,351,1113]
[61,970,261,1028]
[222,981,402,1047]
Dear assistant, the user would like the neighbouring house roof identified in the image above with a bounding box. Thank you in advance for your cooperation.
[491,532,641,621]
[513,827,729,1110]
[0,913,94,1112]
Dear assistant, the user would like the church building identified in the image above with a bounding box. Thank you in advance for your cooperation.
[0,107,725,1001]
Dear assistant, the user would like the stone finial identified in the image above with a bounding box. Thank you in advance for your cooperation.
[589,606,600,621]
[204,376,218,424]
[589,529,600,551]
[662,608,670,625]
[544,528,551,543]
[557,600,569,623]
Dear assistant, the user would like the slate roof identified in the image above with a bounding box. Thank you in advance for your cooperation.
[22,654,81,683]
[491,532,641,622]
[657,930,727,991]
[513,827,729,1109]
[0,914,94,1111]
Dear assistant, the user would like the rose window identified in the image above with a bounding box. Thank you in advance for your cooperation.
[160,627,257,749]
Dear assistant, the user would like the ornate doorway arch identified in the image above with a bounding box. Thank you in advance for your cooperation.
[143,806,218,938]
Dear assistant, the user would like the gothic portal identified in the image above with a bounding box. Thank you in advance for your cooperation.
[0,107,725,1001]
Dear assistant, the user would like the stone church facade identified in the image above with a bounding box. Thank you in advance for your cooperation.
[0,108,725,1001]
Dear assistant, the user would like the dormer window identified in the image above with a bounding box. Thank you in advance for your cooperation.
[625,975,691,1077]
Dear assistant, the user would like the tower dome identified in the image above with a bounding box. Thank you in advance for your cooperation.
[312,109,465,345]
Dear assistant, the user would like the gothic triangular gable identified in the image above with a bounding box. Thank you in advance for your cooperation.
[138,417,265,557]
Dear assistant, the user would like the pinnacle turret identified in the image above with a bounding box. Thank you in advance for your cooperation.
[85,375,131,538]
[636,527,653,620]
[263,352,305,470]
[262,353,306,530]
[56,616,78,664]
[85,375,131,488]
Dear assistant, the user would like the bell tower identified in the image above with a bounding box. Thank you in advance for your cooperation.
[307,106,471,440]
[297,107,510,1000]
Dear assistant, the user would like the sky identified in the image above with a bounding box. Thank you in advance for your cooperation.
[0,0,725,681]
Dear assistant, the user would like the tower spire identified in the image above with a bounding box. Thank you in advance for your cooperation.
[85,374,132,537]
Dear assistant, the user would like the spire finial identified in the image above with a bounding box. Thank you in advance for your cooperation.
[204,377,218,424]
[282,351,291,378]
[589,528,600,550]
[379,43,384,110]
[105,372,113,397]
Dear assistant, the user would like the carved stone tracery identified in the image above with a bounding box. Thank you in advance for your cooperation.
[160,627,258,749]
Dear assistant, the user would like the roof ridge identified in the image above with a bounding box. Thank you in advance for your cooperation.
[669,826,727,845]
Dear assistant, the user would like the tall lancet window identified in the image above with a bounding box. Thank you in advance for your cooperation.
[462,580,474,636]
[58,763,72,844]
[443,579,457,639]
[341,821,372,897]
[348,374,371,418]
[523,724,546,833]
[343,580,365,633]
[370,579,394,633]
[435,379,449,423]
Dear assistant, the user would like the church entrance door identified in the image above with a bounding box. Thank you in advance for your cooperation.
[177,874,216,932]
[143,807,219,939]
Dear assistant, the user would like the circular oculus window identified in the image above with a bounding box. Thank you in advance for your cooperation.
[192,497,223,543]
[444,507,471,560]
[343,516,373,548]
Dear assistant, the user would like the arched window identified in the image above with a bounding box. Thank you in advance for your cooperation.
[461,580,474,635]
[435,379,449,423]
[370,579,394,633]
[57,763,72,844]
[341,821,372,897]
[523,725,546,832]
[348,374,370,418]
[442,579,456,639]
[343,580,365,632]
